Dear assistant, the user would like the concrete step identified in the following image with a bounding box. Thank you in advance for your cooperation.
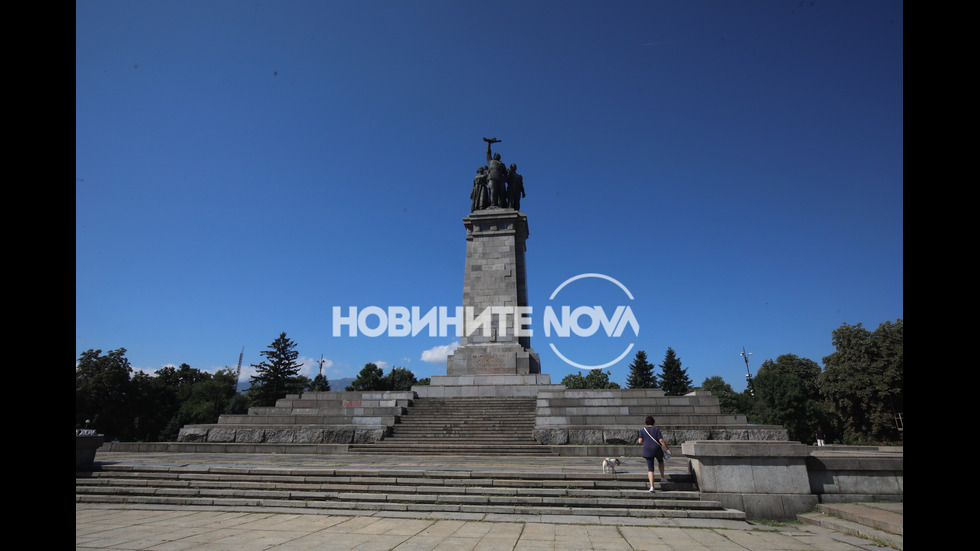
[389,426,535,433]
[407,398,536,410]
[76,463,741,521]
[365,396,543,455]
[348,443,553,455]
[353,437,547,446]
[396,417,535,422]
[216,415,398,425]
[798,503,903,548]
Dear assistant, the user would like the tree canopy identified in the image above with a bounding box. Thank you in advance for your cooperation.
[625,350,657,389]
[346,363,385,391]
[561,369,620,389]
[346,364,418,391]
[749,360,827,443]
[820,320,903,443]
[384,367,418,391]
[76,349,239,442]
[700,376,749,415]
[659,347,693,396]
[247,332,306,407]
[76,348,134,440]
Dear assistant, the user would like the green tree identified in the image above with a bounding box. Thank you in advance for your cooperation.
[625,350,657,389]
[700,376,749,414]
[247,332,305,407]
[586,368,620,389]
[561,369,619,389]
[129,370,166,441]
[760,354,822,398]
[749,362,827,443]
[309,373,331,392]
[76,348,134,440]
[384,367,418,391]
[346,363,385,391]
[225,392,252,415]
[561,372,587,389]
[820,320,903,443]
[146,362,215,439]
[659,347,692,396]
[178,368,239,426]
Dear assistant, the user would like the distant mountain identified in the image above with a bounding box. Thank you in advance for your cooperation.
[328,378,354,391]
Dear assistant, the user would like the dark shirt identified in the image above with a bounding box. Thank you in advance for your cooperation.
[639,425,664,457]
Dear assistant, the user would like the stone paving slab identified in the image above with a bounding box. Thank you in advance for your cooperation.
[78,451,901,550]
[76,504,895,550]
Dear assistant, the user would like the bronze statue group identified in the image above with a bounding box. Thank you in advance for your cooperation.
[471,137,525,212]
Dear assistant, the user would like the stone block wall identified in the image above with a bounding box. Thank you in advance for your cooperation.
[533,389,787,445]
[683,441,903,520]
[177,391,413,444]
[683,440,819,520]
[806,447,904,502]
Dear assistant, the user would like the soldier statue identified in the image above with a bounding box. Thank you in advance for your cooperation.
[506,163,525,211]
[484,137,508,208]
[470,166,489,212]
[471,137,526,211]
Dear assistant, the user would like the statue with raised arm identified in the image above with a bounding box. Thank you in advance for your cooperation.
[483,137,508,208]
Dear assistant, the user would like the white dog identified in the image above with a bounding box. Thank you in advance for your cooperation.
[602,458,621,473]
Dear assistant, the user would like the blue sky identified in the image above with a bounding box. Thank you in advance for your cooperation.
[76,1,903,392]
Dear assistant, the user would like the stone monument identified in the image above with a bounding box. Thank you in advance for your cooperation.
[420,138,553,397]
[167,138,791,446]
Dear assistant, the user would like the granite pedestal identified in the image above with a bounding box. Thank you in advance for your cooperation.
[445,208,541,379]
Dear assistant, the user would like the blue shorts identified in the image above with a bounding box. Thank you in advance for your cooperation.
[644,447,664,471]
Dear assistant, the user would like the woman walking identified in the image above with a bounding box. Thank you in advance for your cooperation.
[637,416,671,492]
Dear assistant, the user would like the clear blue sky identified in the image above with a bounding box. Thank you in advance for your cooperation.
[76,1,903,392]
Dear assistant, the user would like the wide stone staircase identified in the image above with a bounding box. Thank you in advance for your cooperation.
[75,462,747,522]
[349,396,552,456]
[798,502,903,549]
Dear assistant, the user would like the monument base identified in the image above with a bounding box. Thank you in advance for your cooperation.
[414,373,559,398]
[446,344,541,377]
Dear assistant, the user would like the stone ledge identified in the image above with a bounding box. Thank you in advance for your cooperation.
[682,440,810,458]
[76,435,104,469]
[806,451,904,501]
[98,441,353,454]
[535,427,788,445]
[177,425,388,444]
[425,374,552,386]
[415,382,561,398]
[682,440,903,520]
[700,492,818,521]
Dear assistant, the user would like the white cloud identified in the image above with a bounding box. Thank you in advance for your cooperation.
[421,341,460,364]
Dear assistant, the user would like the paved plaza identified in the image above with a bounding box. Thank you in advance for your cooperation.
[76,452,900,550]
[76,504,896,551]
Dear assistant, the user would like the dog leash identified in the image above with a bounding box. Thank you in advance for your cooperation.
[619,444,643,464]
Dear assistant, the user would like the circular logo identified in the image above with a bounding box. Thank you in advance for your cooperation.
[544,273,639,369]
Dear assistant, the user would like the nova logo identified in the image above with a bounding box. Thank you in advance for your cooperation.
[543,273,640,370]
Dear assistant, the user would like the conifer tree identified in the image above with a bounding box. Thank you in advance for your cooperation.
[626,350,657,389]
[248,332,304,406]
[309,373,331,391]
[659,347,693,396]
